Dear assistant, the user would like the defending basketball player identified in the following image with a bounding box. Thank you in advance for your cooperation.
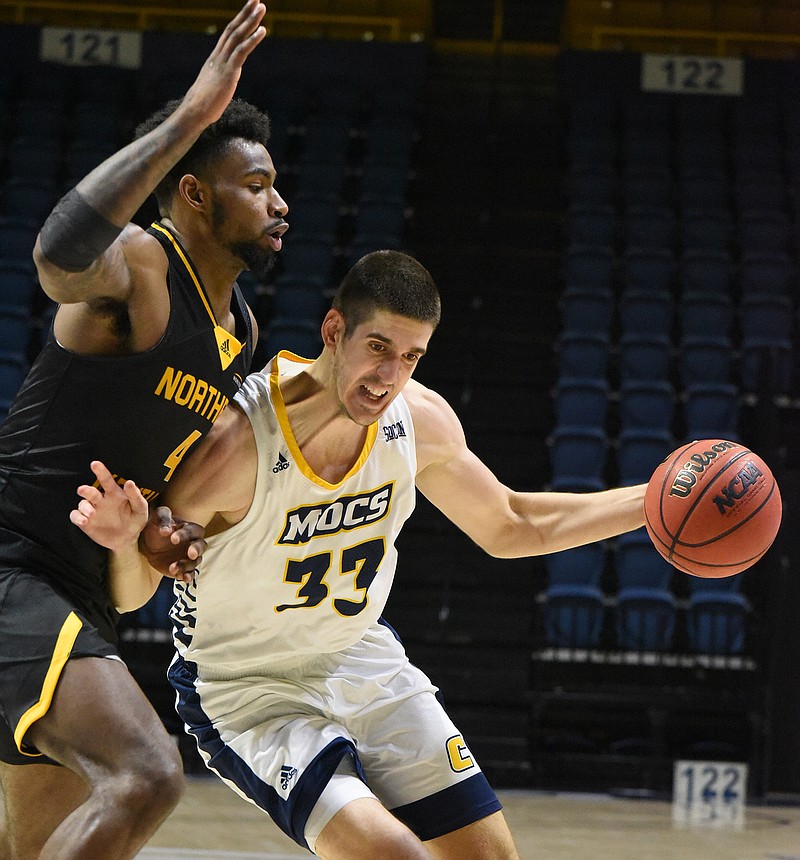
[0,2,287,857]
[73,251,646,859]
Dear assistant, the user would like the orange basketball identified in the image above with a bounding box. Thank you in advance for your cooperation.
[643,439,782,578]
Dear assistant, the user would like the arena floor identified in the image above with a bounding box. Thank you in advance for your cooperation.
[133,776,800,860]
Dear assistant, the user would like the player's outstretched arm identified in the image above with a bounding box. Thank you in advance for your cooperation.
[33,0,267,302]
[70,461,205,612]
[411,384,646,559]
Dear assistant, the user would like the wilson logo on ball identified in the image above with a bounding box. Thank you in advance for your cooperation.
[668,440,738,498]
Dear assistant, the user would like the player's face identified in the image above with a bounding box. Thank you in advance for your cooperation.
[331,309,432,426]
[209,140,288,276]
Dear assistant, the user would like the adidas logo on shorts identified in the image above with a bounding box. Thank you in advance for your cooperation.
[280,765,298,790]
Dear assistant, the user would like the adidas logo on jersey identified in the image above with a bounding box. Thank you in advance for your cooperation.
[219,338,231,358]
[273,452,290,473]
[280,765,298,791]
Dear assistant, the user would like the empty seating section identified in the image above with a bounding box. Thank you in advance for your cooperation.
[548,51,799,655]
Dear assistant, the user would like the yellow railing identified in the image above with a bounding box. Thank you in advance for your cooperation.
[0,0,409,39]
[591,24,800,56]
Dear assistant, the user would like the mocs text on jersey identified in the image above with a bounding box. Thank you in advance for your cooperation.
[278,483,394,545]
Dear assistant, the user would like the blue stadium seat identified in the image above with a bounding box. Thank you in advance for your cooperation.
[549,426,608,492]
[739,293,794,395]
[262,319,322,360]
[679,291,733,339]
[278,237,335,285]
[619,289,673,338]
[358,164,411,206]
[733,169,788,214]
[272,276,329,323]
[676,167,730,210]
[0,305,32,356]
[0,261,37,309]
[616,429,673,486]
[2,178,58,223]
[541,544,607,649]
[552,377,610,430]
[678,249,732,296]
[0,352,28,408]
[738,251,795,297]
[556,330,611,382]
[618,333,671,384]
[619,380,675,433]
[737,210,791,255]
[620,246,675,293]
[683,382,740,441]
[686,577,750,655]
[680,206,733,252]
[621,164,673,207]
[354,201,407,240]
[614,530,677,651]
[286,198,341,241]
[300,116,352,165]
[678,335,734,387]
[623,204,677,251]
[564,244,614,294]
[560,288,614,336]
[5,138,61,183]
[0,218,39,260]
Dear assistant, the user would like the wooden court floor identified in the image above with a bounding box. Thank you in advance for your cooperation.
[3,775,799,858]
[128,776,800,860]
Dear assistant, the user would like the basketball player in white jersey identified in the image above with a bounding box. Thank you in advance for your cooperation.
[72,250,647,859]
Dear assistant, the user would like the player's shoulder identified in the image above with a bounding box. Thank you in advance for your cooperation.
[119,223,168,269]
[403,378,463,439]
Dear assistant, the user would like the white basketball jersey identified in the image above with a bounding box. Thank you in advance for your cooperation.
[171,352,418,678]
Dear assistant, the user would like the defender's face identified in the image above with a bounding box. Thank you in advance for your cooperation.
[331,309,433,426]
[208,139,288,273]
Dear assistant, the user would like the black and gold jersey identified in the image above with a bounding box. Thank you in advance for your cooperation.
[0,223,254,643]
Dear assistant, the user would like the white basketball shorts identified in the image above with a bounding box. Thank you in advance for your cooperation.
[168,620,501,850]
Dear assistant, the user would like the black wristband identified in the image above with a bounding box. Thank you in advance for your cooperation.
[39,188,123,272]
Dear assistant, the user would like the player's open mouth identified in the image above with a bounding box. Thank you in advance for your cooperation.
[267,222,288,251]
[361,384,388,402]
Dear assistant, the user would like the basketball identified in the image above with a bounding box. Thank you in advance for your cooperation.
[643,439,782,578]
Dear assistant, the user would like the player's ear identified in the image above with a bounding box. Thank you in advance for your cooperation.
[178,175,206,211]
[321,309,345,348]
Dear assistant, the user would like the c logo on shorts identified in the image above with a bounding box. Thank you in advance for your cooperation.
[446,734,475,773]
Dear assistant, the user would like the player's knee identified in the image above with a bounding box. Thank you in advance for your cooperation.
[112,743,184,819]
[316,813,432,860]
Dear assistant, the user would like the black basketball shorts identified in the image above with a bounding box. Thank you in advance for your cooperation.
[0,568,118,765]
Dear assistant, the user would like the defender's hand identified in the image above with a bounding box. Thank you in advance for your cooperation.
[183,0,267,125]
[70,460,148,551]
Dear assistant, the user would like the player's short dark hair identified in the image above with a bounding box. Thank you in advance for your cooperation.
[133,98,271,215]
[332,250,441,333]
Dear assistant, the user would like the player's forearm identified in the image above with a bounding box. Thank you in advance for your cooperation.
[35,104,208,278]
[108,541,163,614]
[492,484,647,558]
[73,104,209,227]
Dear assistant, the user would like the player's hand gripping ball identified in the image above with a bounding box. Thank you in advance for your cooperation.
[644,439,782,577]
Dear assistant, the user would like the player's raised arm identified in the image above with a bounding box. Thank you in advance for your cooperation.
[411,383,646,558]
[33,0,267,305]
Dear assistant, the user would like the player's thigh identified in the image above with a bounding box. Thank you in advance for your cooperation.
[314,797,432,860]
[0,761,88,859]
[27,655,179,778]
[426,810,519,860]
